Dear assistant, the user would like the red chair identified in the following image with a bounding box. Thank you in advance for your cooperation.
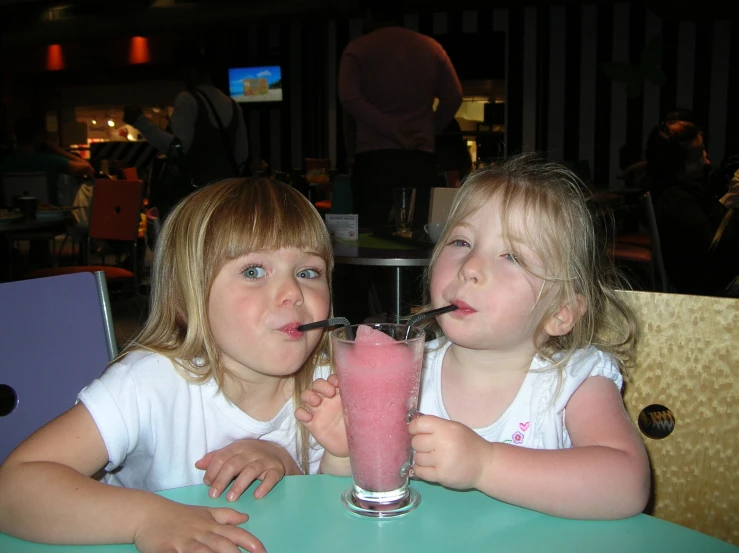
[25,179,145,296]
[616,232,650,248]
[305,158,332,210]
[121,167,139,181]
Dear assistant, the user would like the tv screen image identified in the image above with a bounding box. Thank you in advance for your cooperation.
[229,66,283,103]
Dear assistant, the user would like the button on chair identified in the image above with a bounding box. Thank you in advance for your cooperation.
[616,290,739,545]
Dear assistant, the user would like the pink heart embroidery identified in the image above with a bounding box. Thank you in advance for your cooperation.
[519,422,530,431]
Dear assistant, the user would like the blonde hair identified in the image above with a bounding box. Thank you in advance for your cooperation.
[120,177,334,472]
[418,153,637,375]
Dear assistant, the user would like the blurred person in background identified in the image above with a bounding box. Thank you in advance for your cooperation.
[124,43,248,220]
[644,120,739,296]
[339,4,462,230]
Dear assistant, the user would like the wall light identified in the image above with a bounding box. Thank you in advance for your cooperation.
[46,44,64,71]
[128,36,151,65]
[107,120,115,127]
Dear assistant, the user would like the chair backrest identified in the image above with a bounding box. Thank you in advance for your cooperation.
[616,289,739,545]
[428,187,459,225]
[0,271,117,463]
[121,167,139,181]
[88,179,143,242]
[1,171,49,207]
[641,191,669,292]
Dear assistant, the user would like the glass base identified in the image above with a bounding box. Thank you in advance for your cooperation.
[341,486,421,518]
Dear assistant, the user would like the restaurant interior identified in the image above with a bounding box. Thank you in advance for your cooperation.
[0,1,738,549]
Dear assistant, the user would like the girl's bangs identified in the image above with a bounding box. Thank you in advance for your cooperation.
[214,183,333,265]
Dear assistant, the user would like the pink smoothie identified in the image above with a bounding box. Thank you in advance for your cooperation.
[335,325,424,493]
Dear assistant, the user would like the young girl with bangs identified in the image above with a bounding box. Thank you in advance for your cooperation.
[0,177,334,553]
[298,154,652,519]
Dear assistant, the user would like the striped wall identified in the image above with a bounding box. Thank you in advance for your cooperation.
[230,3,739,188]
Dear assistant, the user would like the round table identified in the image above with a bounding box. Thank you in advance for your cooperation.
[0,213,74,281]
[0,476,736,552]
[333,236,431,323]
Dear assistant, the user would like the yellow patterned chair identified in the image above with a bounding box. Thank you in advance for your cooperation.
[616,290,739,545]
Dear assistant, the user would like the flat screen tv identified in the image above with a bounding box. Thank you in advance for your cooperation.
[228,66,283,103]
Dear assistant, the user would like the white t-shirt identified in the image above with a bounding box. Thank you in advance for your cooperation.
[78,350,327,491]
[418,340,623,449]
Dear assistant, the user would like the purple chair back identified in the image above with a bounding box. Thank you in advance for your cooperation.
[0,271,116,462]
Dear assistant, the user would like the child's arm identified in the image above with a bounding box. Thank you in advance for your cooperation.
[409,376,650,520]
[295,375,352,476]
[195,439,303,500]
[0,403,266,553]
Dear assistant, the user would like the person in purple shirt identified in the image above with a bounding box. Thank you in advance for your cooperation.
[339,5,463,230]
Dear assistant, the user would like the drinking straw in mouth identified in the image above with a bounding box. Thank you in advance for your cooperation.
[404,305,458,339]
[297,317,354,340]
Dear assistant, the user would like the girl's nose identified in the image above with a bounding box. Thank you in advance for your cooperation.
[459,253,484,284]
[277,277,304,306]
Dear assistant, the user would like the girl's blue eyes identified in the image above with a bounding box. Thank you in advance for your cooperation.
[241,265,322,280]
[297,268,320,279]
[242,265,267,279]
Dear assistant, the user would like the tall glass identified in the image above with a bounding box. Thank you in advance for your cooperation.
[331,323,425,518]
[393,187,416,238]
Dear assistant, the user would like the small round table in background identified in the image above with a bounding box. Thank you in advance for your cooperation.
[0,213,74,282]
[333,234,431,324]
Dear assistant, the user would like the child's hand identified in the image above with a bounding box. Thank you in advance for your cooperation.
[295,374,349,458]
[196,439,302,501]
[409,414,490,490]
[134,498,265,553]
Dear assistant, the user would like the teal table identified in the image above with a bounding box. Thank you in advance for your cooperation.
[1,475,737,552]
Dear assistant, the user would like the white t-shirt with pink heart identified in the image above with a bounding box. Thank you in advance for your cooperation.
[418,340,624,449]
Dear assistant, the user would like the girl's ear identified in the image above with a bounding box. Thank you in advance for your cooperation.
[544,294,587,337]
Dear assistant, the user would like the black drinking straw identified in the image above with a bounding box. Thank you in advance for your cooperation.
[297,317,354,340]
[404,305,459,339]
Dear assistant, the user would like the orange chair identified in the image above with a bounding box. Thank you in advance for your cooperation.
[122,167,139,181]
[305,158,332,209]
[25,179,144,295]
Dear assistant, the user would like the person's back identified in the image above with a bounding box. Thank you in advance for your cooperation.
[174,84,245,184]
[341,26,455,154]
[125,45,248,219]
